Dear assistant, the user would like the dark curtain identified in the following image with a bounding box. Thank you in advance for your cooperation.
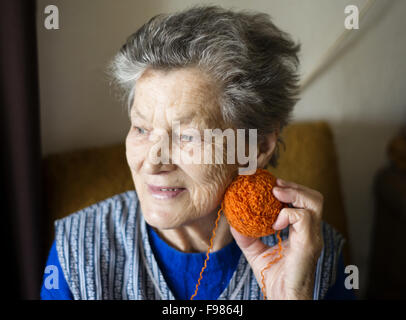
[0,0,45,299]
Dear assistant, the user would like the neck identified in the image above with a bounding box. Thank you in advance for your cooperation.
[152,209,233,253]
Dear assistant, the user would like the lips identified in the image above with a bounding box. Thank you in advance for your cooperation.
[147,184,186,200]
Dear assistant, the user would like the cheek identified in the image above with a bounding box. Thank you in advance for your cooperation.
[185,163,239,212]
[125,131,149,171]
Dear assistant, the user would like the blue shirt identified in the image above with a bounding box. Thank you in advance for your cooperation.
[146,225,241,300]
[40,240,73,300]
[40,228,355,300]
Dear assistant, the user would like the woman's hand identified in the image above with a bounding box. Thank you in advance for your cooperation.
[230,178,324,300]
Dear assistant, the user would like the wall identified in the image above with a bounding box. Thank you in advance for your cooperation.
[36,0,406,297]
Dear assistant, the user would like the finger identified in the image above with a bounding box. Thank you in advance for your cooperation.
[275,207,323,254]
[230,225,286,298]
[277,178,321,198]
[272,186,323,216]
[230,226,268,263]
[272,208,311,231]
[276,178,301,189]
[272,208,322,253]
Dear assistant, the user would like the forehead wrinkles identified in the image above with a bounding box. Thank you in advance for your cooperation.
[133,68,225,129]
[168,74,221,126]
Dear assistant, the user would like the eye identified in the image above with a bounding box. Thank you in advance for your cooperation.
[133,126,147,135]
[180,134,194,142]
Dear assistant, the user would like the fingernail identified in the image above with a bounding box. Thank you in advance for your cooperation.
[277,178,287,185]
[273,187,282,193]
[273,219,282,230]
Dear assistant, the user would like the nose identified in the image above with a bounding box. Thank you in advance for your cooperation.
[143,160,177,175]
[142,131,177,175]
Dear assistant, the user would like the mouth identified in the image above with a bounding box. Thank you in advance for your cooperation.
[147,184,187,200]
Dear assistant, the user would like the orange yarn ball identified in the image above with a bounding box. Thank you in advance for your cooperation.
[223,168,286,238]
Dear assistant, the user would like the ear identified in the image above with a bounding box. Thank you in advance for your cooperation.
[257,129,279,169]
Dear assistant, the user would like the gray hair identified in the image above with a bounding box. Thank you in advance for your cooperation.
[108,5,300,167]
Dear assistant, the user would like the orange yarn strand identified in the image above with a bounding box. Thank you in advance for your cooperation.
[260,230,283,300]
[190,202,223,300]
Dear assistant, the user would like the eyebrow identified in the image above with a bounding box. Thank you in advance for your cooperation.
[131,107,197,124]
[131,108,148,121]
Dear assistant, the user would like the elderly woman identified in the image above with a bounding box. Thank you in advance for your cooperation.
[41,5,352,300]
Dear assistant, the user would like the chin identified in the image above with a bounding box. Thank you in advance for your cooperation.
[140,203,182,230]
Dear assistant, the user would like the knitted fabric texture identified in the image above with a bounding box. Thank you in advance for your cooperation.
[191,168,286,300]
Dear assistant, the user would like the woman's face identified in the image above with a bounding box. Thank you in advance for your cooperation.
[126,67,239,230]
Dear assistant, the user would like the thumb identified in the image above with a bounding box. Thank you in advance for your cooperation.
[230,226,268,263]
